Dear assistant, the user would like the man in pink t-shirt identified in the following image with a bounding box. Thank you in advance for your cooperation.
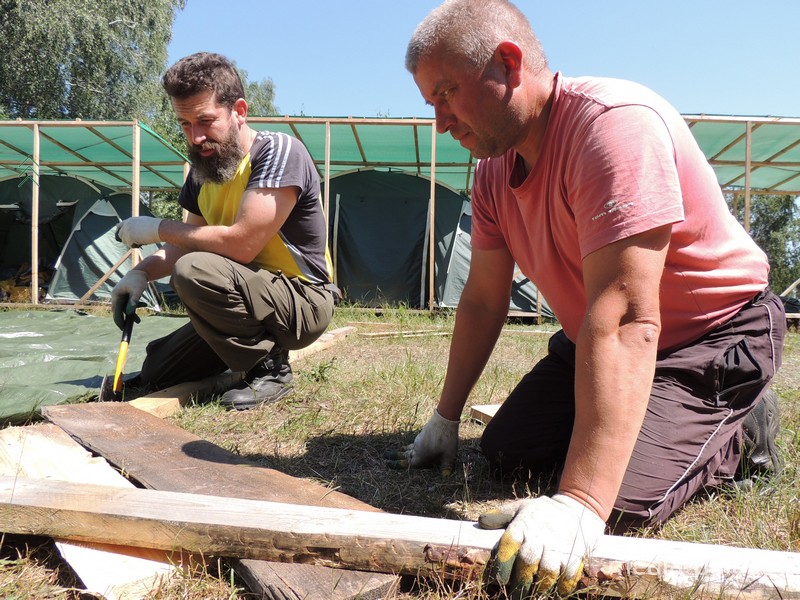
[386,0,785,596]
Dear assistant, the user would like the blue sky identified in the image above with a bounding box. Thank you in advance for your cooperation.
[168,1,800,119]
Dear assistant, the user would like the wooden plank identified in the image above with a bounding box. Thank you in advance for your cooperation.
[469,404,500,425]
[2,476,800,599]
[0,424,183,599]
[42,402,398,600]
[129,326,355,418]
[289,325,355,361]
[128,372,243,418]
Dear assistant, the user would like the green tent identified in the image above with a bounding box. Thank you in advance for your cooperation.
[45,192,166,307]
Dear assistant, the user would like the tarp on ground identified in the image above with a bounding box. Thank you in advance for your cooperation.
[0,310,188,424]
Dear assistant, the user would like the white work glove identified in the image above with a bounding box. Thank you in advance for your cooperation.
[115,216,162,248]
[385,409,459,476]
[478,494,606,597]
[110,269,148,330]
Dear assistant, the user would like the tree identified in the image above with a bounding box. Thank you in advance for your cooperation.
[0,0,185,120]
[730,193,800,295]
[238,66,279,117]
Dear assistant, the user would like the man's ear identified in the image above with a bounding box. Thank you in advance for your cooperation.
[233,98,248,123]
[496,41,524,89]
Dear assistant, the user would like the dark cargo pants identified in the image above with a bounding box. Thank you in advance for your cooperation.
[140,252,334,390]
[481,288,785,527]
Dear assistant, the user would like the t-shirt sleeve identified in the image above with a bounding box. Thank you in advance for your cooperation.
[566,104,685,258]
[178,173,202,216]
[246,132,315,192]
[471,158,510,251]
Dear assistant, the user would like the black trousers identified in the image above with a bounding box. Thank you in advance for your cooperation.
[481,289,785,527]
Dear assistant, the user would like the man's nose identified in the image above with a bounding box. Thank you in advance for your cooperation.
[434,105,456,135]
[190,126,207,145]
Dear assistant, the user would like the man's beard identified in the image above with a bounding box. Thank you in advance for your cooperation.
[188,122,245,185]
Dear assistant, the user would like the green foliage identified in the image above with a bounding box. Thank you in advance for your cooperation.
[730,194,800,295]
[244,74,279,117]
[0,0,185,120]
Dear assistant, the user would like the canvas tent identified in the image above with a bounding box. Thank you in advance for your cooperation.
[0,173,116,272]
[0,174,164,307]
[0,120,188,304]
[46,191,165,307]
[440,201,553,318]
[325,168,550,315]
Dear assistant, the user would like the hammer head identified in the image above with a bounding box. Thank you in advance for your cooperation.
[98,374,122,402]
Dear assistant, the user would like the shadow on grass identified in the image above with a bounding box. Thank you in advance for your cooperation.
[213,428,558,520]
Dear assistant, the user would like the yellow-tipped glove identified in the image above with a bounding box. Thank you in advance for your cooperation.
[478,494,605,597]
[385,409,459,476]
[115,216,162,248]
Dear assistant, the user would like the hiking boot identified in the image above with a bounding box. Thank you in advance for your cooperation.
[219,351,293,410]
[738,389,782,480]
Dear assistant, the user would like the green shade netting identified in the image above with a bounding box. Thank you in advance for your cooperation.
[0,310,188,424]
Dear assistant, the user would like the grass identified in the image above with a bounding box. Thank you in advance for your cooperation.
[1,305,798,598]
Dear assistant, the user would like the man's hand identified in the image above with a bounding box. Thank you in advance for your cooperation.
[385,409,459,476]
[110,270,148,330]
[116,216,163,248]
[478,494,605,597]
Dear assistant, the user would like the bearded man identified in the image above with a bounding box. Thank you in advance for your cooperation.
[111,52,337,409]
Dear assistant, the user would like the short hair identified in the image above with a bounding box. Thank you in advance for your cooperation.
[162,52,245,108]
[406,0,547,75]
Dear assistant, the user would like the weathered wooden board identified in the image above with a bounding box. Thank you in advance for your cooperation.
[129,326,355,418]
[2,476,800,599]
[42,402,398,600]
[0,424,182,599]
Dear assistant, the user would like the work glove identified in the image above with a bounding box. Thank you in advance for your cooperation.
[479,494,605,598]
[115,216,162,248]
[385,409,459,476]
[110,269,148,330]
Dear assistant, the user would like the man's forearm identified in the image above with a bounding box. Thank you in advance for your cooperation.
[437,297,508,420]
[132,244,184,282]
[559,321,658,520]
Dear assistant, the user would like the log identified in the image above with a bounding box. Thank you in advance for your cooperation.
[1,476,799,599]
[129,326,355,418]
[42,402,398,600]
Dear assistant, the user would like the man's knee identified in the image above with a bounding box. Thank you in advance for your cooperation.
[171,252,229,297]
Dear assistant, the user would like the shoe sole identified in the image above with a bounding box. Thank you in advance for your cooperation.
[220,385,294,411]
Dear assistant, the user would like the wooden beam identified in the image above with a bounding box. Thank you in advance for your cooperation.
[2,476,799,599]
[30,124,40,305]
[42,402,398,600]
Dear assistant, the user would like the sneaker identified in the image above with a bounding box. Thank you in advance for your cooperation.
[739,389,782,479]
[219,350,293,410]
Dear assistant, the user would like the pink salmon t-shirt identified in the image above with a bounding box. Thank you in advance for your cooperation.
[471,73,769,351]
